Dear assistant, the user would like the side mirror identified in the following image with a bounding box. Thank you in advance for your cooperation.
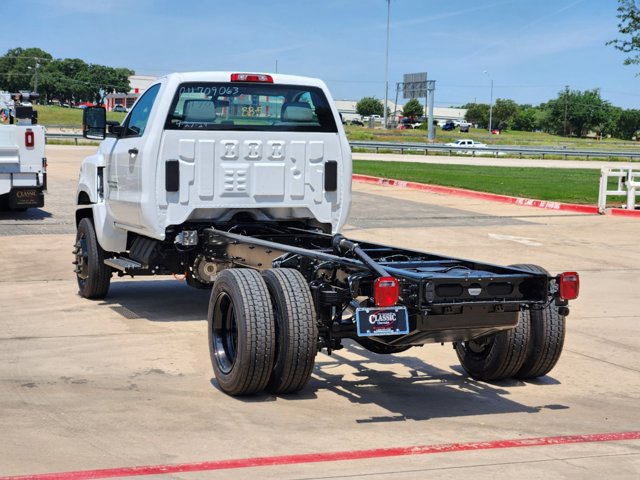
[83,106,106,140]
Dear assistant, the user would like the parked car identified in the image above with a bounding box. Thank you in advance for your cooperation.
[441,120,455,131]
[459,121,471,133]
[112,105,127,113]
[350,119,364,126]
[400,117,420,129]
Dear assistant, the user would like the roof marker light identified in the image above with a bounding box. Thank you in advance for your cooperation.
[231,73,273,83]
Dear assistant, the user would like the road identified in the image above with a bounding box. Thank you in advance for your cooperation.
[0,145,638,479]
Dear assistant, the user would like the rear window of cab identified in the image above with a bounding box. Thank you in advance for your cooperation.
[164,82,338,133]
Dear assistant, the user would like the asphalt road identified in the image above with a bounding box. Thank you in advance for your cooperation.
[0,146,638,479]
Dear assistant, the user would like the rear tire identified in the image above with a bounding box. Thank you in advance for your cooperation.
[74,217,111,299]
[455,310,530,381]
[208,269,275,396]
[262,269,318,394]
[510,264,566,379]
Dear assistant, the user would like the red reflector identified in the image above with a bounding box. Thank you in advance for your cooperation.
[374,276,400,307]
[559,272,579,300]
[25,129,35,148]
[231,73,273,83]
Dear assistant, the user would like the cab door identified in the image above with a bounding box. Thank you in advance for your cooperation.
[107,84,161,227]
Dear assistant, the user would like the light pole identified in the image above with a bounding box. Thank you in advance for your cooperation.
[34,61,40,94]
[483,70,493,132]
[383,0,390,129]
[28,60,41,94]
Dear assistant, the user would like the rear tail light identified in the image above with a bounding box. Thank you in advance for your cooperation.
[230,73,273,83]
[559,272,579,300]
[25,129,35,148]
[374,276,400,307]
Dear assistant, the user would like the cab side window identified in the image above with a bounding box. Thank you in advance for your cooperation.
[124,84,161,137]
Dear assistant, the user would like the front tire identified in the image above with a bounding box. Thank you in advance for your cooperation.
[455,310,530,381]
[74,217,111,299]
[262,269,318,394]
[208,269,275,396]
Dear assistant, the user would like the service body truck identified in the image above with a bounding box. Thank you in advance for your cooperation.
[0,92,46,210]
[75,72,579,396]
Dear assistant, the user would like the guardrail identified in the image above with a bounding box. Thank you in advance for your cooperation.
[350,140,640,161]
[43,132,640,161]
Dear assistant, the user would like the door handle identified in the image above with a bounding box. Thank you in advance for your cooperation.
[128,148,139,155]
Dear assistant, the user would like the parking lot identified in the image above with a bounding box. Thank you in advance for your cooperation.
[0,145,639,479]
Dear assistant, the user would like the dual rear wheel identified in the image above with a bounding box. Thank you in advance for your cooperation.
[208,268,318,396]
[455,264,566,381]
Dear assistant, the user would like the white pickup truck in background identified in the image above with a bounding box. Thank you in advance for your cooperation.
[0,92,46,211]
[444,138,503,156]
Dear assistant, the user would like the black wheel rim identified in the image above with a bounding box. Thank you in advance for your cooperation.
[75,236,89,284]
[212,292,238,374]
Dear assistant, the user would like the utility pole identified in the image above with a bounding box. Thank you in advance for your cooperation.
[427,80,435,141]
[383,0,390,129]
[564,85,569,136]
[483,70,493,131]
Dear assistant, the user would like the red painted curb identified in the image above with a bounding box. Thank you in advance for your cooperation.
[609,207,640,217]
[352,174,600,214]
[3,431,639,480]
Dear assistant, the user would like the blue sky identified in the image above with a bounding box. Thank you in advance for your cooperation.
[6,0,639,109]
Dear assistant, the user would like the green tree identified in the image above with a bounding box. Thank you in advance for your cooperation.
[608,0,640,69]
[492,98,518,130]
[615,108,640,139]
[356,96,384,117]
[0,47,53,93]
[512,105,539,132]
[39,58,91,104]
[402,98,423,119]
[597,105,622,138]
[85,65,133,103]
[542,88,609,137]
[462,103,490,128]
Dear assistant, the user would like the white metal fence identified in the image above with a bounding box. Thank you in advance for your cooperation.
[598,168,640,213]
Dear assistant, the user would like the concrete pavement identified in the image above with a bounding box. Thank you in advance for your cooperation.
[0,145,638,479]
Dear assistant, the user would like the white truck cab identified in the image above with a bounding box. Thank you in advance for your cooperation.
[75,71,352,295]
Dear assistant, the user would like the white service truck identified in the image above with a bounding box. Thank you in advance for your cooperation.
[0,92,46,211]
[75,72,579,396]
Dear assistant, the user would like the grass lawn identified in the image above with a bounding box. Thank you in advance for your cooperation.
[36,105,126,127]
[353,160,608,205]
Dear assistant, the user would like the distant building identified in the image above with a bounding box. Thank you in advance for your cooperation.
[334,99,467,126]
[104,75,157,111]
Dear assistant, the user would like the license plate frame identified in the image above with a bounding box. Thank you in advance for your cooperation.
[356,306,409,337]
